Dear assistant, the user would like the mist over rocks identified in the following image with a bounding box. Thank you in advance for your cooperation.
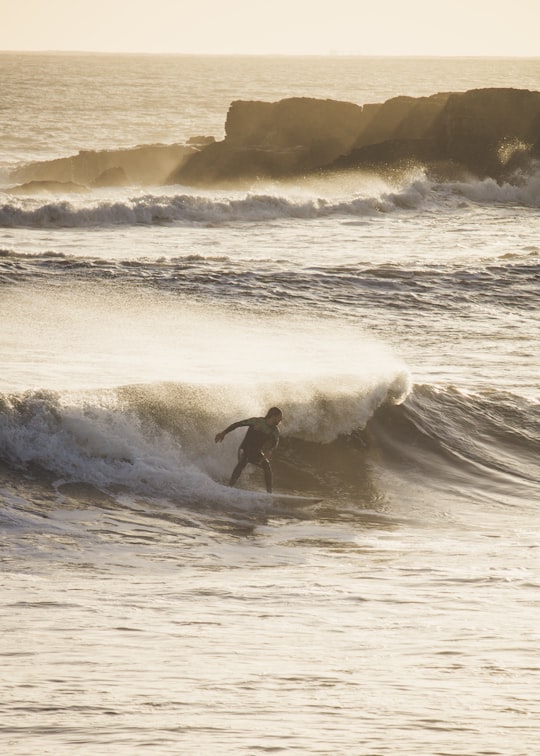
[8,180,89,195]
[9,143,195,189]
[170,88,540,185]
[352,92,452,148]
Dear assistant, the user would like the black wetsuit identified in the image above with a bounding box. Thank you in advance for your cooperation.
[224,417,280,493]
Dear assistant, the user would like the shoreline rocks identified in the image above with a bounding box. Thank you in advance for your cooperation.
[170,88,540,186]
[9,88,540,191]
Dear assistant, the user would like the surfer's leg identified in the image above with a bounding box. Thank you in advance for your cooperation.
[229,452,248,487]
[260,458,273,493]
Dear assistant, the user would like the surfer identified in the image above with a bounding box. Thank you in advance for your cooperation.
[214,407,283,493]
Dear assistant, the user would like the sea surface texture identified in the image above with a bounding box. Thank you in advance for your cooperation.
[1,54,539,755]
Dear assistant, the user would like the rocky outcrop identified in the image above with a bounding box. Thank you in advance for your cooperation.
[354,93,452,148]
[437,88,540,174]
[11,89,539,190]
[10,143,195,188]
[225,97,365,150]
[327,88,540,179]
[186,135,216,146]
[170,97,365,184]
[170,88,540,186]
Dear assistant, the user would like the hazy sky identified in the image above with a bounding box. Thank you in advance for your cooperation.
[1,0,539,56]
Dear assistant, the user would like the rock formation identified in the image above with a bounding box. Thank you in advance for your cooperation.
[11,89,539,191]
[436,88,540,175]
[170,88,540,186]
[170,97,365,184]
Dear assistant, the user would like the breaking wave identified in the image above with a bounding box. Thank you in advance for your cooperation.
[1,378,538,518]
[2,169,540,229]
[369,384,540,489]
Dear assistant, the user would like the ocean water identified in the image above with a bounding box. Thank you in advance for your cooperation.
[1,53,539,755]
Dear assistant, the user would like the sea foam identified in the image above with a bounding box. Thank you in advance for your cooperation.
[2,168,539,229]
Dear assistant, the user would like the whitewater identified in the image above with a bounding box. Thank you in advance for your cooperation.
[1,54,539,756]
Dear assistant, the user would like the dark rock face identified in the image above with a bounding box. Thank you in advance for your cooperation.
[439,88,540,175]
[225,97,365,150]
[171,97,366,184]
[171,88,540,186]
[332,138,441,171]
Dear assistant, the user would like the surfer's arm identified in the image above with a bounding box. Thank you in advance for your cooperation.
[214,419,251,443]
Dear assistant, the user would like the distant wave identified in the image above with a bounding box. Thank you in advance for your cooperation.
[0,189,415,228]
[2,248,538,316]
[2,170,540,228]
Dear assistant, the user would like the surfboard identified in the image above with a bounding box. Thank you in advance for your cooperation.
[269,493,323,505]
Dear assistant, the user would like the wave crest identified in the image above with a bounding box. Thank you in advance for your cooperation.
[0,370,408,497]
[2,168,539,229]
[369,384,540,490]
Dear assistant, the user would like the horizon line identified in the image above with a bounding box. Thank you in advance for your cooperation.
[1,49,540,59]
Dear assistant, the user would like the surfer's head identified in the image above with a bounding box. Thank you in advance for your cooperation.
[265,407,283,425]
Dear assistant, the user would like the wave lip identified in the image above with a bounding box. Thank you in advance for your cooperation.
[369,384,540,497]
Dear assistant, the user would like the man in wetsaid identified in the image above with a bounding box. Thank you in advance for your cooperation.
[214,407,282,493]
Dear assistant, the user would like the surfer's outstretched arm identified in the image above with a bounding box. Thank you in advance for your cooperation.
[214,419,249,443]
